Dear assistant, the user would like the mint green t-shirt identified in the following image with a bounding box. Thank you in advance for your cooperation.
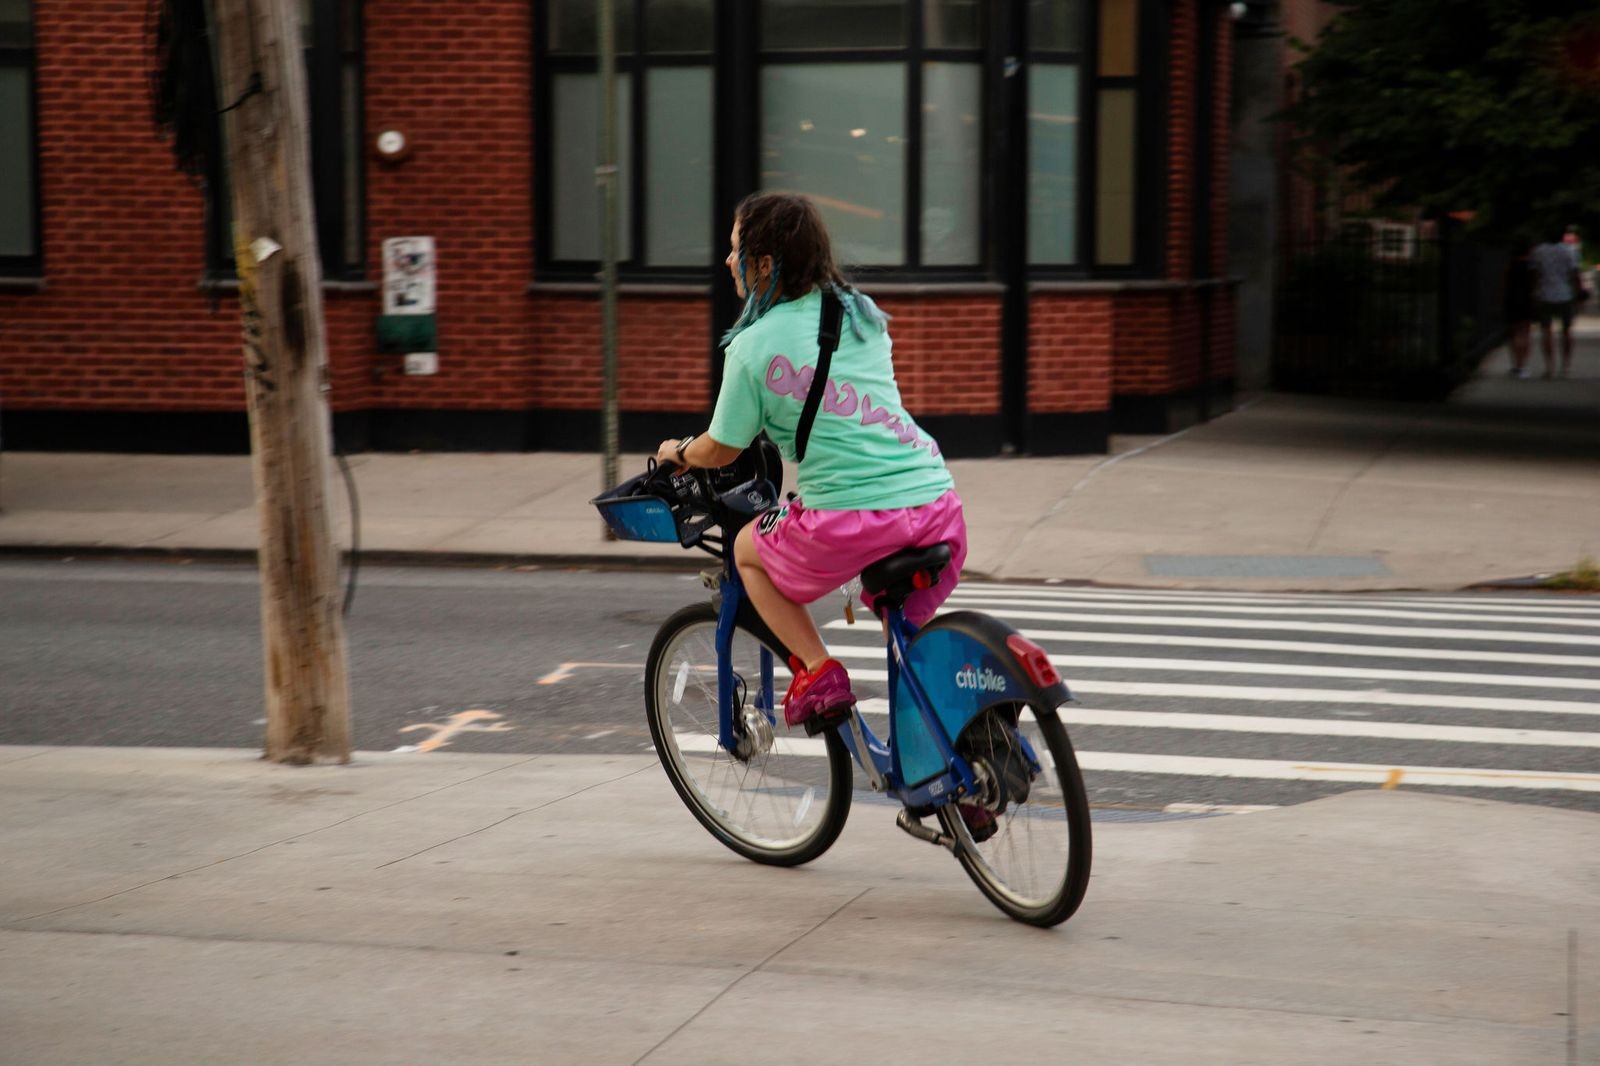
[708,288,955,511]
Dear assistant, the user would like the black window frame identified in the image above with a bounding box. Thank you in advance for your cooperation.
[1023,0,1165,279]
[0,0,42,277]
[534,0,717,282]
[755,1,991,282]
[206,0,366,281]
[535,0,1170,285]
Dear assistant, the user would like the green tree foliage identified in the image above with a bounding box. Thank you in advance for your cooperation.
[1285,0,1600,240]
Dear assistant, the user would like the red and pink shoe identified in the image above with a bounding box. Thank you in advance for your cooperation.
[782,657,856,733]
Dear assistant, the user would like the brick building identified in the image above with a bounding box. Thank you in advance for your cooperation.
[0,0,1236,457]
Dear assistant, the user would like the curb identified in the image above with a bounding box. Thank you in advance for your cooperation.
[3,545,1590,596]
[0,543,707,573]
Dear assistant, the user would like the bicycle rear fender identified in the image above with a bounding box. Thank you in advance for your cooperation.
[893,610,1073,786]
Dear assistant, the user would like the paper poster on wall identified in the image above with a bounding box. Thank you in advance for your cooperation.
[382,236,436,315]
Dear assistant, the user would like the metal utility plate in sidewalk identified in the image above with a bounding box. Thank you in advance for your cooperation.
[1142,554,1391,579]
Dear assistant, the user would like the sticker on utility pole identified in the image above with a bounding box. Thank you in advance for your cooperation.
[382,236,436,315]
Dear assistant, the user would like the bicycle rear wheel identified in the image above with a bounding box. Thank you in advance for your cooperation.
[936,702,1092,927]
[645,603,853,866]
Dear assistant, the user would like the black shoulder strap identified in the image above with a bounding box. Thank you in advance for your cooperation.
[795,290,844,463]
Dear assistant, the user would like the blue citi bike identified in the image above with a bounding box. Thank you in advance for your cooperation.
[593,445,1092,927]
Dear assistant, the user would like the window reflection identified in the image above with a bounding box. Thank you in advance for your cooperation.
[762,63,906,265]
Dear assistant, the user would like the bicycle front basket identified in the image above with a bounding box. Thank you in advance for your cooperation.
[590,472,682,543]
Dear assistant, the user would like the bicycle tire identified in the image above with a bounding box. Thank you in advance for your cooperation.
[936,702,1093,927]
[645,602,853,866]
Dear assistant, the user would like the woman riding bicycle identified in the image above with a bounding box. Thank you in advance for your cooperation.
[656,192,967,733]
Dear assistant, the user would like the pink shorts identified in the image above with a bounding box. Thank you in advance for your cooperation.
[751,490,967,626]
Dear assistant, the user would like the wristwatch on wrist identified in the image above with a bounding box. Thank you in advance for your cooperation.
[675,434,697,466]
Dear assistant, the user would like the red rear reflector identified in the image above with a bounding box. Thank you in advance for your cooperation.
[912,569,933,590]
[1006,634,1061,687]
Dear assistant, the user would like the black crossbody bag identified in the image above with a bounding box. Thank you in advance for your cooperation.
[793,289,844,463]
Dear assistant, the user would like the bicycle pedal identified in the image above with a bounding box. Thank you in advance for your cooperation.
[895,809,955,851]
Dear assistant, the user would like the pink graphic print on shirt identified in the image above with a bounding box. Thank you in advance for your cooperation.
[763,354,939,455]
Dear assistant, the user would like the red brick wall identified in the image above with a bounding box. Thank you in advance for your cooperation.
[361,0,533,412]
[876,296,1001,416]
[1111,291,1206,396]
[0,2,241,411]
[1028,296,1113,413]
[528,295,710,412]
[0,2,1235,449]
[0,1,536,416]
[1165,0,1197,281]
[1210,4,1234,283]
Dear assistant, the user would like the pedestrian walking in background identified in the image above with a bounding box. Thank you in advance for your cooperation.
[1530,229,1582,378]
[1504,242,1535,378]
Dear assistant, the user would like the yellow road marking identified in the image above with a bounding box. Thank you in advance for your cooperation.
[1382,768,1404,790]
[398,710,513,752]
[537,662,640,685]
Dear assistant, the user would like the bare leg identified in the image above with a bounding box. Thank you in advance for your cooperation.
[1509,322,1529,372]
[1560,321,1574,376]
[734,524,828,672]
[1540,320,1556,377]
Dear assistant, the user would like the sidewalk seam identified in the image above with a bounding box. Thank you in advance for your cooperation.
[631,887,873,1065]
[1303,427,1404,553]
[14,754,545,924]
[374,760,657,869]
[1001,397,1266,575]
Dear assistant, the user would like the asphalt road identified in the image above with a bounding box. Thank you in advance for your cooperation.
[3,558,1597,816]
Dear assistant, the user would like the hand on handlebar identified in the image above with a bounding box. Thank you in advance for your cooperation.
[655,437,692,471]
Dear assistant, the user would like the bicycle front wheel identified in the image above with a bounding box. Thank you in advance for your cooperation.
[936,703,1092,927]
[644,603,852,866]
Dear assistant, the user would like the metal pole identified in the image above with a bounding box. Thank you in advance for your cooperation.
[598,0,620,532]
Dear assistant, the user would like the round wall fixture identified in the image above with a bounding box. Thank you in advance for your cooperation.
[375,128,412,163]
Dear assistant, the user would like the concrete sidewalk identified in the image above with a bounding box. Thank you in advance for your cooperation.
[1,745,1593,1064]
[2,329,1597,590]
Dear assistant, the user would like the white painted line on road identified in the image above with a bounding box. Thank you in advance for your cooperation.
[947,595,1600,629]
[949,586,1600,613]
[669,734,1600,792]
[1075,752,1600,793]
[831,661,1600,717]
[850,691,1600,745]
[1042,653,1598,693]
[824,620,1600,669]
[933,606,1600,648]
[1056,708,1600,748]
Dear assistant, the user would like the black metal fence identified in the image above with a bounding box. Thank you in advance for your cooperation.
[1274,219,1507,399]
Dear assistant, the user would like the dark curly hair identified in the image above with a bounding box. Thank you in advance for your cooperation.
[723,192,888,345]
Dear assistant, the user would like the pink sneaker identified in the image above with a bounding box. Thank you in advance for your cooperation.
[782,657,855,731]
[957,803,999,843]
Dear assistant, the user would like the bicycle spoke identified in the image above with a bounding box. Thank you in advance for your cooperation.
[651,614,839,854]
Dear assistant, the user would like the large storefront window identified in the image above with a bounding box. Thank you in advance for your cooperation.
[759,0,983,269]
[208,0,365,279]
[534,0,1158,280]
[0,0,39,274]
[1026,0,1144,269]
[541,0,713,269]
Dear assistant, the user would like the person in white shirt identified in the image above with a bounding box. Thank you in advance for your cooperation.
[1530,230,1581,378]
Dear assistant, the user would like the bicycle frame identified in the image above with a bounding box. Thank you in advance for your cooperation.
[714,561,984,812]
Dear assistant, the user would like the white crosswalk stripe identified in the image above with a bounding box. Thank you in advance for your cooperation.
[805,582,1600,814]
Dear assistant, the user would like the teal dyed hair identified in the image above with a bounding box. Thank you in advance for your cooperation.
[719,191,890,347]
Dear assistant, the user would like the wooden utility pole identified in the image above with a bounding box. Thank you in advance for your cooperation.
[211,0,352,764]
